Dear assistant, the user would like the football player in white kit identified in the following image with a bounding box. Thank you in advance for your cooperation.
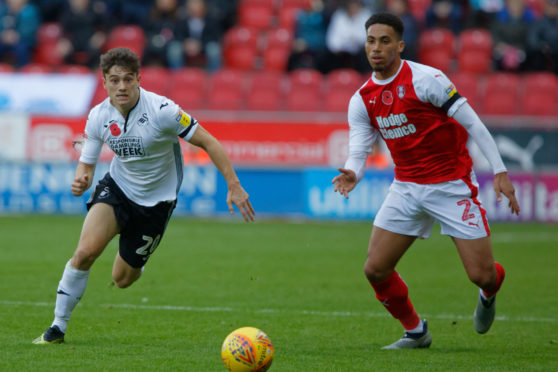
[332,13,520,349]
[33,48,255,344]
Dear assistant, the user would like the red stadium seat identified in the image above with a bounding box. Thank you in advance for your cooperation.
[247,71,284,93]
[458,29,493,55]
[407,0,432,23]
[450,72,481,110]
[264,28,294,50]
[246,88,282,111]
[418,28,455,55]
[170,68,207,91]
[278,7,301,30]
[169,85,205,110]
[481,91,518,115]
[520,93,558,116]
[0,63,15,72]
[223,26,259,50]
[326,69,363,92]
[522,72,558,96]
[262,45,291,71]
[36,22,63,45]
[57,64,92,74]
[520,72,558,116]
[282,0,311,9]
[207,88,245,111]
[457,50,492,74]
[210,69,248,92]
[419,49,453,73]
[104,25,146,58]
[288,68,323,93]
[224,44,258,70]
[238,3,274,31]
[323,89,353,112]
[140,66,170,95]
[34,43,64,66]
[485,72,520,93]
[285,89,320,111]
[19,63,53,73]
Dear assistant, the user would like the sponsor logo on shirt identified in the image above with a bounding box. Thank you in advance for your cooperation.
[375,113,417,140]
[108,137,146,158]
[445,84,457,98]
[175,110,191,127]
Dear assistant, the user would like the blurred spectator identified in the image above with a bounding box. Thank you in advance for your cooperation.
[117,0,152,24]
[491,0,536,71]
[0,0,40,67]
[385,0,419,61]
[143,0,186,68]
[181,0,222,71]
[57,0,109,68]
[206,0,238,32]
[425,0,466,34]
[527,0,558,74]
[326,0,373,72]
[288,0,333,72]
[467,0,505,28]
[31,0,65,22]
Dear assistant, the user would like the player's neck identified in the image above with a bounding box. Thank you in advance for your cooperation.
[374,58,402,81]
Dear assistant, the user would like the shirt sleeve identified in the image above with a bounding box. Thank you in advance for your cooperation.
[344,93,378,181]
[453,102,507,174]
[79,112,103,164]
[157,98,199,141]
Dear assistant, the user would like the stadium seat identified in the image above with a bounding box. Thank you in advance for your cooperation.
[520,93,558,116]
[323,89,353,112]
[264,28,294,50]
[238,3,275,31]
[223,26,259,50]
[485,72,521,93]
[522,72,558,96]
[36,22,63,45]
[247,71,284,93]
[246,88,282,111]
[18,63,53,73]
[278,7,301,30]
[34,43,64,66]
[326,69,363,93]
[282,0,311,9]
[104,25,146,58]
[418,28,455,55]
[481,91,518,115]
[458,29,493,56]
[262,45,291,71]
[57,64,92,74]
[520,72,558,116]
[407,0,432,23]
[140,66,170,95]
[457,50,492,74]
[0,63,15,72]
[210,69,248,92]
[285,89,320,111]
[170,67,207,92]
[168,84,205,111]
[224,44,258,70]
[450,72,481,110]
[419,49,453,73]
[288,68,323,93]
[207,88,245,111]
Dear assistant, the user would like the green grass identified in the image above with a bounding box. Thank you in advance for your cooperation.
[0,215,557,371]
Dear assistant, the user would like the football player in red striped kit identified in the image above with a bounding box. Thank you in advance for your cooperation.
[332,13,520,349]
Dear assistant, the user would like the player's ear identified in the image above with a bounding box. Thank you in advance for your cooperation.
[398,40,405,53]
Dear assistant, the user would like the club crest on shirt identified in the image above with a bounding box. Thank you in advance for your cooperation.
[138,113,149,126]
[381,90,394,105]
[175,110,191,127]
[396,85,406,99]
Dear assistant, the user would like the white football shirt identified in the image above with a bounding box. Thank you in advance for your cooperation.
[80,88,199,206]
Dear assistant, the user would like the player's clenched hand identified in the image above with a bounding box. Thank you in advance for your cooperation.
[71,174,90,197]
[227,182,255,222]
[332,168,357,199]
[493,172,520,215]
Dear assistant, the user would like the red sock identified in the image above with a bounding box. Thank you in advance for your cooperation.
[482,262,505,299]
[370,271,420,330]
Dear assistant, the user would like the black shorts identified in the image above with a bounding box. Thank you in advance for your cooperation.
[87,173,176,268]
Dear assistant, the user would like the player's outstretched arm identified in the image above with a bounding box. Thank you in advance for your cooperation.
[71,162,95,197]
[332,168,357,199]
[493,172,520,215]
[189,125,255,222]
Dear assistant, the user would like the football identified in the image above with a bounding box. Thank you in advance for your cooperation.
[221,327,274,372]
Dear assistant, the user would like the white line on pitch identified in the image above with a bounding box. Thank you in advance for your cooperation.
[1,300,557,324]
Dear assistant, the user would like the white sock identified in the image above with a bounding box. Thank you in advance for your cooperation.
[51,260,90,334]
[407,320,424,334]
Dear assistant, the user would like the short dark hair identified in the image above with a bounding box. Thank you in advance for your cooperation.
[100,47,141,77]
[365,12,404,40]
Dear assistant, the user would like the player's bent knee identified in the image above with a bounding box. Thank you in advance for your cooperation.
[71,249,99,271]
[467,269,496,290]
[363,260,392,283]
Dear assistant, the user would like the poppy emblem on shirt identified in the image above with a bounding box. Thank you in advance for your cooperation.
[381,90,394,105]
[396,85,406,99]
[110,123,121,136]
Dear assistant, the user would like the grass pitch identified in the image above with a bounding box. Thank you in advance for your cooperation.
[0,215,557,371]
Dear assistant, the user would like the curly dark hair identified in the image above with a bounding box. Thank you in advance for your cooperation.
[100,48,141,77]
[365,12,404,40]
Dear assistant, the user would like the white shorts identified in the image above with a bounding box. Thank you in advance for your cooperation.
[373,172,490,239]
